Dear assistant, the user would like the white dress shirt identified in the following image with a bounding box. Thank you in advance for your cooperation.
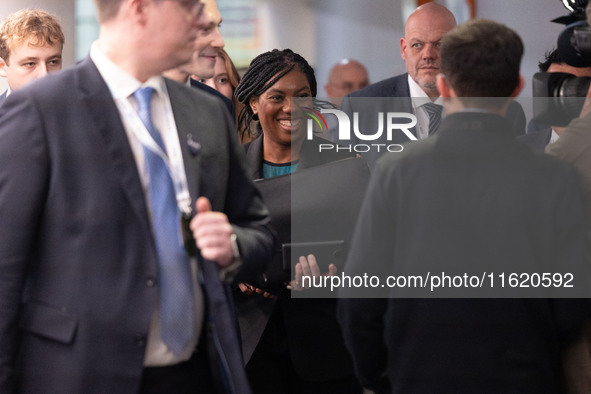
[90,41,204,366]
[408,75,444,140]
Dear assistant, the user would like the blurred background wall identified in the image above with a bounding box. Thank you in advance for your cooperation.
[0,0,571,102]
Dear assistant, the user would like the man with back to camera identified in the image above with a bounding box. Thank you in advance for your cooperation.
[163,0,235,116]
[0,8,64,103]
[338,2,526,168]
[0,0,274,393]
[338,19,589,394]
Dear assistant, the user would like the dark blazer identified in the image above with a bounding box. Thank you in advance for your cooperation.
[0,57,274,394]
[339,73,526,168]
[348,73,412,98]
[517,127,552,151]
[235,134,358,382]
[242,134,354,179]
[190,78,235,119]
[338,111,589,393]
[0,91,6,105]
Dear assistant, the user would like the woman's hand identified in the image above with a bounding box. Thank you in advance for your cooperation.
[288,254,337,291]
[238,282,275,298]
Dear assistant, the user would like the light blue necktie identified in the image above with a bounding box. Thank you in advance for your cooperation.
[423,102,443,135]
[133,86,194,356]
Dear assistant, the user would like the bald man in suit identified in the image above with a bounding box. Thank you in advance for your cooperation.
[339,3,526,168]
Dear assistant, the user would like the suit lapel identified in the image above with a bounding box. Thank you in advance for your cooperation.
[398,74,417,138]
[399,73,411,97]
[75,57,152,233]
[166,79,201,206]
[244,135,264,179]
[168,80,255,394]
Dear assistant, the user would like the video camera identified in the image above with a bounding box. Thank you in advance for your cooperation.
[532,0,591,126]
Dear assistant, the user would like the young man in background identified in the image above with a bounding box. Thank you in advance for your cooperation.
[0,8,64,102]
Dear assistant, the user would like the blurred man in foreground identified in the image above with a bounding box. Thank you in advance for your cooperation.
[0,0,273,392]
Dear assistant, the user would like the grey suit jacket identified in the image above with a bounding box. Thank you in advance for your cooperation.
[546,113,591,221]
[545,110,591,394]
[0,57,273,393]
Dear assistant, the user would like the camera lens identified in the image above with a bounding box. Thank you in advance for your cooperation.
[559,74,591,96]
[533,72,589,126]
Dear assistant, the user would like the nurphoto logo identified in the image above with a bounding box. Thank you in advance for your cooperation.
[304,108,417,153]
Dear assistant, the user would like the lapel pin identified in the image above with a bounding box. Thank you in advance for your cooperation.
[186,134,201,157]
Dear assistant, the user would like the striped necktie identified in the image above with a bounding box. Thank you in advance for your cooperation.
[423,102,443,135]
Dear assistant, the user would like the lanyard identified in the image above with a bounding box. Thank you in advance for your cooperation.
[116,90,193,216]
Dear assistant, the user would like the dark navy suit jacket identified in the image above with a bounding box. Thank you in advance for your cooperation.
[517,128,552,151]
[0,57,274,394]
[190,78,235,119]
[235,135,358,382]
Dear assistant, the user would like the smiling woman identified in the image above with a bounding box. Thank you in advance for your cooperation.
[232,48,363,394]
[248,69,311,165]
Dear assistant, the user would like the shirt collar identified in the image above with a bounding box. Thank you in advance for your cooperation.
[90,40,165,100]
[550,129,560,144]
[407,74,442,107]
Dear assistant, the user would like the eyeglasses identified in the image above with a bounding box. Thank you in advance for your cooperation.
[159,0,204,18]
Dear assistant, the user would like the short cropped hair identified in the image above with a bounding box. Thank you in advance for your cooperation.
[441,19,523,98]
[0,9,64,63]
[93,0,125,23]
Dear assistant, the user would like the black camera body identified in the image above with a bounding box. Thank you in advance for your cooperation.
[533,0,591,126]
[557,0,591,67]
[532,72,590,126]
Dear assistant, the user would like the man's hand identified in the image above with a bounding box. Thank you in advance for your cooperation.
[190,197,234,267]
[288,254,337,291]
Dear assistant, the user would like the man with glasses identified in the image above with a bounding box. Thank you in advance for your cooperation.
[0,0,273,393]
